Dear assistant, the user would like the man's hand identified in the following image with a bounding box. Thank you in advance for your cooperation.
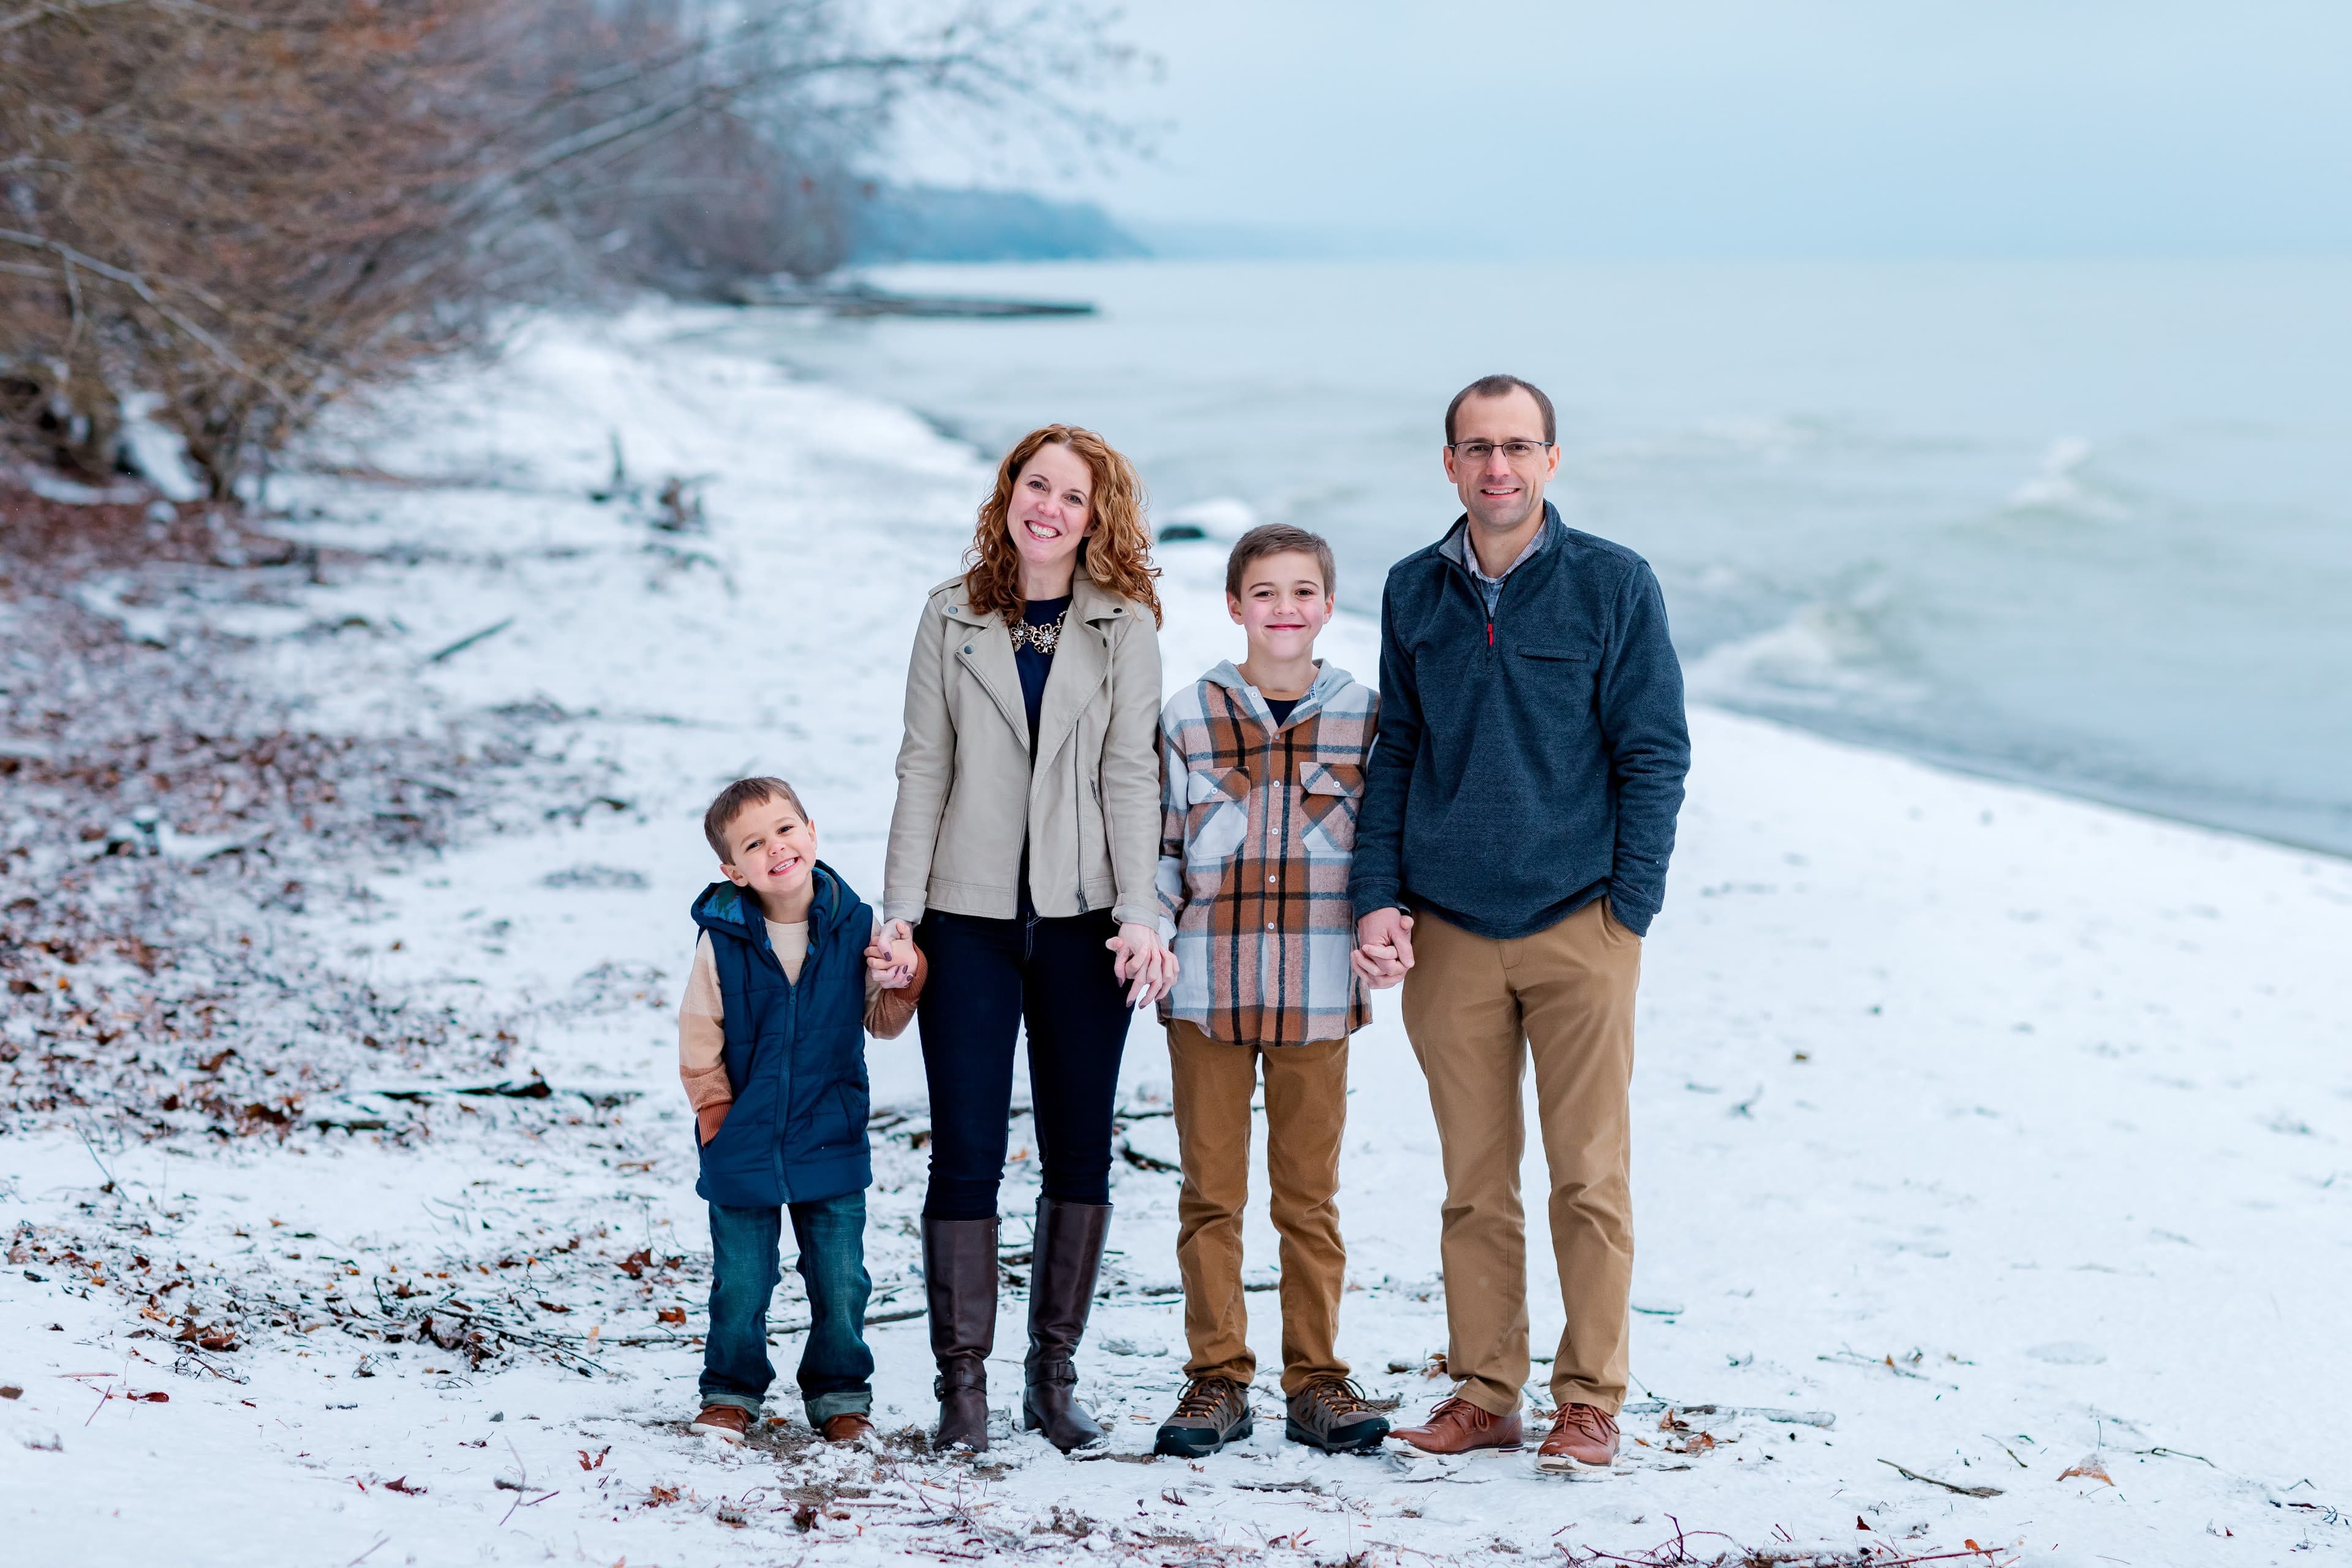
[696,1102,728,1147]
[1106,922,1178,1008]
[1351,908,1415,989]
[865,919,917,989]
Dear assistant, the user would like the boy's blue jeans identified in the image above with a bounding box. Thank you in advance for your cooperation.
[700,1192,873,1425]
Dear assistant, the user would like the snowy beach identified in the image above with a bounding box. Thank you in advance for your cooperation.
[3,309,2348,1565]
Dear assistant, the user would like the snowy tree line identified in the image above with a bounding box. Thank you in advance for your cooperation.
[0,0,1137,499]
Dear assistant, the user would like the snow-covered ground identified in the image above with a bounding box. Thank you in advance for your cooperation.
[4,309,2348,1567]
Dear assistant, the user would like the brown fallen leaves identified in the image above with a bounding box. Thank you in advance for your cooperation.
[1656,1407,1727,1457]
[2059,1453,2115,1486]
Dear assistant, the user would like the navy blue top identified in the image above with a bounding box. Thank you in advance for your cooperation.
[1012,594,1069,918]
[1264,695,1300,728]
[1014,595,1069,757]
[1350,503,1691,939]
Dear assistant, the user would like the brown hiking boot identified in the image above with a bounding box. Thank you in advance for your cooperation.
[1153,1376,1254,1458]
[1389,1395,1523,1455]
[1285,1376,1391,1454]
[1536,1403,1619,1472]
[820,1412,876,1444]
[689,1403,752,1443]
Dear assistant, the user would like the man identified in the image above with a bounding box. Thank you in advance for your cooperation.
[1351,374,1689,1472]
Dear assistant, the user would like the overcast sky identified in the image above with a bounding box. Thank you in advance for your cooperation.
[914,0,2352,257]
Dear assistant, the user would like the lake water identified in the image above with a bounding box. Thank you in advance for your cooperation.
[713,257,2352,856]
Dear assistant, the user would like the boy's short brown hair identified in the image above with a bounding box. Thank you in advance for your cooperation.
[703,776,807,862]
[1225,523,1337,601]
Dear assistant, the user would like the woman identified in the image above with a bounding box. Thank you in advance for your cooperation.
[883,424,1175,1453]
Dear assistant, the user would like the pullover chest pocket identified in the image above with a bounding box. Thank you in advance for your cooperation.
[1515,644,1596,702]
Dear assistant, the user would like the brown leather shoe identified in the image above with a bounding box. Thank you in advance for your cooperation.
[1388,1395,1523,1454]
[689,1403,752,1443]
[820,1412,876,1445]
[1536,1403,1619,1472]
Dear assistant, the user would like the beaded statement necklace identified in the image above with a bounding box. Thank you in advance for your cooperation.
[1006,607,1069,657]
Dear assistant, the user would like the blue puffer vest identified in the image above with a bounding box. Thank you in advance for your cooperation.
[690,864,873,1208]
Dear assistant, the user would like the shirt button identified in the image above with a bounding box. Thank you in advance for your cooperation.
[1267,875,1277,883]
[1266,922,1276,930]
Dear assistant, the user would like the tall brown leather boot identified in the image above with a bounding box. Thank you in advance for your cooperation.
[923,1216,998,1452]
[1021,1197,1110,1452]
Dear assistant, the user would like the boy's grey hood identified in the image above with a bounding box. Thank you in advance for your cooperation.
[1202,659,1359,727]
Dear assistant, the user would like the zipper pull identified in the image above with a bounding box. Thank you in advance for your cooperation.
[1487,621,1494,647]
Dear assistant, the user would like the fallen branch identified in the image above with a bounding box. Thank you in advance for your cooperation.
[1879,1458,2002,1499]
[425,616,514,665]
[1623,1400,1835,1430]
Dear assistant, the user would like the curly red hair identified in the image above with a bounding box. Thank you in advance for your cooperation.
[963,425,1163,627]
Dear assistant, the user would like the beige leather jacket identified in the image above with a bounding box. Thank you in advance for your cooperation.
[884,568,1163,929]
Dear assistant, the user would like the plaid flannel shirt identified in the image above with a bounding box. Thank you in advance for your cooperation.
[1155,660,1379,1047]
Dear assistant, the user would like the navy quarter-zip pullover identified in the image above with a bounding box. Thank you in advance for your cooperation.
[1349,503,1691,939]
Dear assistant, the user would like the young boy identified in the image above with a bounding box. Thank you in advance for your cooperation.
[679,776,923,1444]
[1150,524,1389,1457]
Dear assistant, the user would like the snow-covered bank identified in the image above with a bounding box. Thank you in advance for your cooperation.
[3,309,2348,1566]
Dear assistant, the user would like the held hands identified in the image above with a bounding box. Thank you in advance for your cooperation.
[1106,921,1178,1009]
[864,919,918,989]
[1351,908,1415,989]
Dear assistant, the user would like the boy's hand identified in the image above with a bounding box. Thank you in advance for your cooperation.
[1351,909,1414,989]
[696,1103,728,1146]
[865,919,918,989]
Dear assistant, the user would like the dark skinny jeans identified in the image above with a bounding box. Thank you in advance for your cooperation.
[700,1193,873,1423]
[914,910,1132,1221]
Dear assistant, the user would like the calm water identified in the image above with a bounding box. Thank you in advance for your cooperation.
[717,258,2352,856]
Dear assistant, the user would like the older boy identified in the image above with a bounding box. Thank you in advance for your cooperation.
[1150,524,1389,1457]
[680,776,923,1444]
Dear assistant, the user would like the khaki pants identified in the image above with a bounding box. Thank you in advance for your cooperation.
[1400,899,1640,1416]
[1166,1020,1350,1395]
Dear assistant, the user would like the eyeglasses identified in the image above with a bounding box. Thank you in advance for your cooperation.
[1448,440,1553,464]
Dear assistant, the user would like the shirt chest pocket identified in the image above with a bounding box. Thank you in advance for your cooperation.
[1185,766,1250,863]
[1297,761,1363,857]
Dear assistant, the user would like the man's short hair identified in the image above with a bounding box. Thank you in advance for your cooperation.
[1225,522,1338,601]
[1445,374,1556,445]
[703,775,807,862]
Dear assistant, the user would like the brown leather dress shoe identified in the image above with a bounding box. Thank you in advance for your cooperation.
[820,1412,876,1444]
[1536,1403,1619,1472]
[689,1404,752,1443]
[1387,1395,1523,1454]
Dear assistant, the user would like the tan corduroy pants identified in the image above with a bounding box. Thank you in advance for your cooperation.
[1166,1020,1351,1395]
[1400,898,1642,1416]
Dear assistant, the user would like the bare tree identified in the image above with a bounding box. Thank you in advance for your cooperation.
[1,0,1139,497]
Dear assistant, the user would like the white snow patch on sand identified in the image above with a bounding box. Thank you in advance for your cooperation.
[3,308,2348,1567]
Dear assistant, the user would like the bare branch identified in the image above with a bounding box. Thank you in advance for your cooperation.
[0,228,297,405]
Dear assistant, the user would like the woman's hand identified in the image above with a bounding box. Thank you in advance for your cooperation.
[1106,922,1177,1008]
[865,919,918,989]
